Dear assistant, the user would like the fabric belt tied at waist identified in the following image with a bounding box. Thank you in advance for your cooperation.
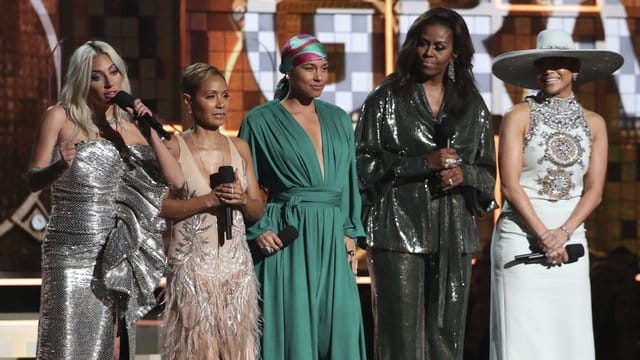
[271,188,342,228]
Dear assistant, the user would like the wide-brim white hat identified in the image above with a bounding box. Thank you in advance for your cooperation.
[492,29,624,89]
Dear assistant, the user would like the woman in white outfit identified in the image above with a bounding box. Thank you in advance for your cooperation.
[489,29,623,360]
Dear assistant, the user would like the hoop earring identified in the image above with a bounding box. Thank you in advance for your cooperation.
[447,60,456,83]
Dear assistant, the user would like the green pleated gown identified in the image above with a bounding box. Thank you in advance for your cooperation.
[239,99,367,360]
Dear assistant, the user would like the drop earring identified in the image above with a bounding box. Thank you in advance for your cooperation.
[447,60,456,83]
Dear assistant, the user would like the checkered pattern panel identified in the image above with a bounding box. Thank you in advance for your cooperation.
[244,12,374,113]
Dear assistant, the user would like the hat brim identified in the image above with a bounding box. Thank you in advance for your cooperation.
[492,49,623,89]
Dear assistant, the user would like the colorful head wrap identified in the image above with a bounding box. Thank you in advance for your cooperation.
[278,34,327,74]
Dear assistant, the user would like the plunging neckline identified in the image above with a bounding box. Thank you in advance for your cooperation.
[277,101,326,182]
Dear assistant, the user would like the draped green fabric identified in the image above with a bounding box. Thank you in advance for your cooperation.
[238,99,367,360]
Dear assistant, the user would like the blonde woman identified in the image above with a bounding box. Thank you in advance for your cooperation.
[28,40,183,359]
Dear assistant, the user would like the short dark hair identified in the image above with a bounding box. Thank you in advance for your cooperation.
[181,62,226,97]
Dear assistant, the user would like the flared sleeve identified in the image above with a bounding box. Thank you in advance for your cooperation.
[238,112,277,240]
[459,101,498,216]
[101,145,167,357]
[340,113,367,241]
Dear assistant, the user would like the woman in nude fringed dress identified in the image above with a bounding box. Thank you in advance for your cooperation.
[160,63,264,360]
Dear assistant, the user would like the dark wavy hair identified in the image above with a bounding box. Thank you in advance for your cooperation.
[392,7,479,116]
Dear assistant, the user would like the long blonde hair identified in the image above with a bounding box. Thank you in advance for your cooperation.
[58,40,132,139]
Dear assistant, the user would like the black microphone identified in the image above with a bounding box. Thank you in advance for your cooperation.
[277,225,299,247]
[514,243,585,264]
[435,119,456,148]
[112,91,171,140]
[210,166,235,241]
[248,225,299,261]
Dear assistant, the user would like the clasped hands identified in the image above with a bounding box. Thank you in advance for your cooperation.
[427,148,464,191]
[211,169,246,207]
[538,227,571,265]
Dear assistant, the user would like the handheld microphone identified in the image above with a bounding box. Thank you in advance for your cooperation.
[248,225,299,261]
[210,166,235,241]
[435,119,456,148]
[277,225,299,247]
[514,243,585,264]
[112,91,172,140]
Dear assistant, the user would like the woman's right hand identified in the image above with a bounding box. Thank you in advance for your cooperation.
[255,231,284,255]
[58,141,78,168]
[426,148,460,171]
[540,228,569,264]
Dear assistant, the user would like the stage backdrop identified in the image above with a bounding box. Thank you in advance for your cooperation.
[0,0,638,274]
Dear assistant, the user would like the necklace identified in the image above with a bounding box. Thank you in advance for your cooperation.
[188,132,231,179]
[189,133,214,177]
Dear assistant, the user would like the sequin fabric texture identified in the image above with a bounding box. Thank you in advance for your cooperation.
[522,93,591,201]
[37,140,167,360]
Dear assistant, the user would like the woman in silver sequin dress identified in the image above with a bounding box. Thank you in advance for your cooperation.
[27,41,184,360]
[489,30,623,360]
[159,63,263,360]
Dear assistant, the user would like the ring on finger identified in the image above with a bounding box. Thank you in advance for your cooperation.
[448,178,453,186]
[262,246,274,255]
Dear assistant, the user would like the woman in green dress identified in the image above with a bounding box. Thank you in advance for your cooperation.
[238,34,366,360]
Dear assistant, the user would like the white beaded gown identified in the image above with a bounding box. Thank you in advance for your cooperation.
[490,94,595,360]
[161,135,260,360]
[36,140,167,360]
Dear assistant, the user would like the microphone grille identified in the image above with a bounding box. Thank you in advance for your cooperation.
[218,165,234,183]
[278,225,299,246]
[112,91,135,108]
[566,244,585,262]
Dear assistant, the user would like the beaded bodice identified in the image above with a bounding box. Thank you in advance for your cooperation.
[520,93,591,201]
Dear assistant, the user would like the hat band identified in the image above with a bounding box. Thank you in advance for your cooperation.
[540,45,574,50]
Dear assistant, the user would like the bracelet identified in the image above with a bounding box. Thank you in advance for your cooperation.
[560,225,571,239]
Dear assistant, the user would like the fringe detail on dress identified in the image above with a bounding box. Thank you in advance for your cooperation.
[162,256,261,360]
[161,206,261,360]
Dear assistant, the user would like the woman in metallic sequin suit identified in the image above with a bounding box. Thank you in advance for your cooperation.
[489,29,623,360]
[27,41,184,360]
[159,63,263,360]
[355,8,497,360]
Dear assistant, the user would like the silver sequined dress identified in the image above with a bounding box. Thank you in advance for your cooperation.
[36,140,167,360]
[490,94,595,360]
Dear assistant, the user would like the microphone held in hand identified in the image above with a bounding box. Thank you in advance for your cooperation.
[514,243,585,264]
[210,165,235,241]
[112,91,171,140]
[248,225,299,262]
[435,119,456,148]
[277,225,299,247]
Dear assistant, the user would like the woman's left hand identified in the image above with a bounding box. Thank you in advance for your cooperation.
[439,165,464,191]
[214,170,246,206]
[545,245,569,266]
[128,98,153,118]
[344,236,358,275]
